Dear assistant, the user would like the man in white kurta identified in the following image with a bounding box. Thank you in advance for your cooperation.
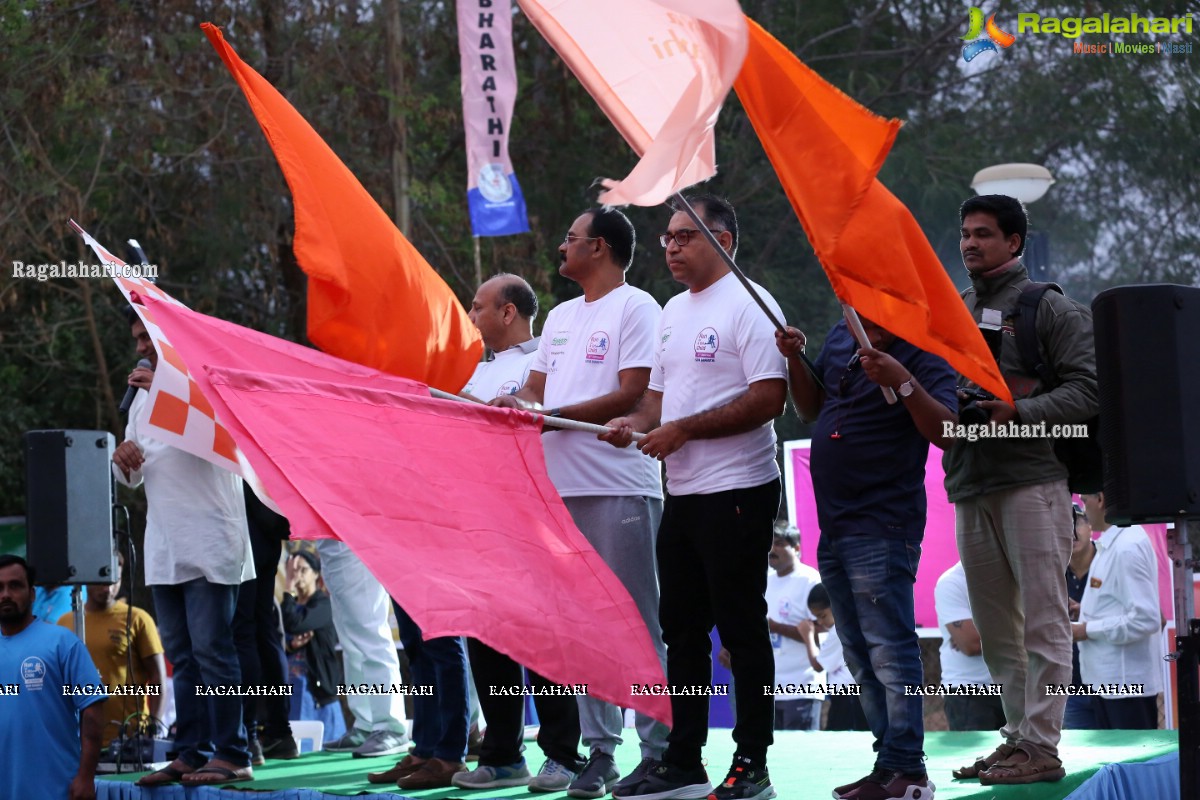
[113,313,255,785]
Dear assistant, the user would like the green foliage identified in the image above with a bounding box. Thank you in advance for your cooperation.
[1,0,1195,513]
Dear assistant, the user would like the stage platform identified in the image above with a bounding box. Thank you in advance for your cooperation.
[96,729,1179,800]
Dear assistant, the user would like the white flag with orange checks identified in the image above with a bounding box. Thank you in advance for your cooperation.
[71,220,271,502]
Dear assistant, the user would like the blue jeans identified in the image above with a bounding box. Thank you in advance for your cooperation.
[1062,694,1097,729]
[817,533,925,774]
[152,579,250,767]
[394,602,469,761]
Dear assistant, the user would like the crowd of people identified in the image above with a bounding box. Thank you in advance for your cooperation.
[0,193,1169,800]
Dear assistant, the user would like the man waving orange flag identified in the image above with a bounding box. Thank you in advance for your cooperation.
[735,18,1011,403]
[203,23,482,393]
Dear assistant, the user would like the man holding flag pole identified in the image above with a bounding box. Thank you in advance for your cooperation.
[604,194,786,800]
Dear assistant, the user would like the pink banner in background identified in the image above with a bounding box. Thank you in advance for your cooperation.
[788,441,1174,629]
[458,0,529,236]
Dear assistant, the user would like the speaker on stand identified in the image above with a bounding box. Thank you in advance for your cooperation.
[23,429,118,641]
[1093,284,1200,798]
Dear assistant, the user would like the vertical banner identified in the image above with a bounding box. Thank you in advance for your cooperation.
[458,0,530,236]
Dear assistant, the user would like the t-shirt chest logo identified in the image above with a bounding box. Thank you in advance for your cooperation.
[497,380,520,397]
[694,327,720,362]
[585,330,610,363]
[21,656,47,691]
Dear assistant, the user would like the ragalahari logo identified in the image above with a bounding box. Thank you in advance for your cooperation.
[962,7,1017,61]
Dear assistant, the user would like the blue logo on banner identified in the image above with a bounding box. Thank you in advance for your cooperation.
[468,170,530,237]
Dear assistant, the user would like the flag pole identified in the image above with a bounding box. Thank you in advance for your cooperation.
[842,304,898,405]
[428,387,644,440]
[671,192,825,392]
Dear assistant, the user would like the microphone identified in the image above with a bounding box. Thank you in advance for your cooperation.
[119,358,153,415]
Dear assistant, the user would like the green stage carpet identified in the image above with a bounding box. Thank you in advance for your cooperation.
[98,728,1178,799]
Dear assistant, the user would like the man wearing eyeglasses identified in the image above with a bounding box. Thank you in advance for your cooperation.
[775,316,955,800]
[491,207,666,799]
[602,194,787,800]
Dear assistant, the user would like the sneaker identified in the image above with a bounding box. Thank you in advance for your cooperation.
[612,757,656,796]
[612,759,712,800]
[833,767,894,799]
[451,760,532,789]
[529,758,579,792]
[260,734,300,760]
[249,738,265,767]
[325,728,368,752]
[709,756,775,800]
[352,730,410,758]
[848,772,934,800]
[569,752,620,798]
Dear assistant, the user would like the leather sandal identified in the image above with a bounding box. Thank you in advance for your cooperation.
[952,742,1015,780]
[979,747,1066,785]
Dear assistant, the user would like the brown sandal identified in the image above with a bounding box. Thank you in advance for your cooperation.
[952,742,1015,780]
[979,747,1065,785]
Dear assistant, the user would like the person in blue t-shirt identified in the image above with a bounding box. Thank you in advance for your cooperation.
[0,555,107,800]
[777,318,956,800]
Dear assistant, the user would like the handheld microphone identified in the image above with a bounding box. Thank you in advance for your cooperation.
[119,358,153,415]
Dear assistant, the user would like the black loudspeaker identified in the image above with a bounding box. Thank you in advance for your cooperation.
[23,430,117,585]
[1093,284,1200,525]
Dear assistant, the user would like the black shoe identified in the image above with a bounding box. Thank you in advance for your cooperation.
[612,759,711,800]
[260,733,300,760]
[568,751,620,799]
[709,755,775,800]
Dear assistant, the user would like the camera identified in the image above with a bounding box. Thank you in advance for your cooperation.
[958,386,995,426]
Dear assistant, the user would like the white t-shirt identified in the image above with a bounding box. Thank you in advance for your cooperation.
[819,625,854,686]
[934,561,994,687]
[113,392,254,586]
[650,271,786,495]
[765,563,820,696]
[532,284,662,499]
[462,338,540,400]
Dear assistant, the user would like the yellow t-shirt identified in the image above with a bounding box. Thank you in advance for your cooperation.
[58,602,164,746]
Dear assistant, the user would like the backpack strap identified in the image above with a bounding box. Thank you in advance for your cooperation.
[1015,282,1063,387]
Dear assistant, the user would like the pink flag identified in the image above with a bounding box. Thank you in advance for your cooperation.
[141,295,672,723]
[73,220,286,512]
[518,0,746,206]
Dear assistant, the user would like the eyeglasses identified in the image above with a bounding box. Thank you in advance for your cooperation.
[563,233,601,245]
[658,228,722,248]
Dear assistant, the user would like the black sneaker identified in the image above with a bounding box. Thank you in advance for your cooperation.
[833,767,894,799]
[611,757,656,796]
[260,733,300,760]
[612,759,712,800]
[709,756,775,800]
[568,751,620,799]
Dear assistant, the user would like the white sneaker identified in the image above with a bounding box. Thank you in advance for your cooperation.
[351,730,410,758]
[529,758,579,792]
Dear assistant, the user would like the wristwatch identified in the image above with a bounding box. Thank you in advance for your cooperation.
[897,379,916,398]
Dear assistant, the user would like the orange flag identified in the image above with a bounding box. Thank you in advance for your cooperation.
[734,18,1011,402]
[202,23,482,393]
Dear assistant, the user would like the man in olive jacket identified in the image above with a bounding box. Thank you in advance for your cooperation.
[943,194,1098,787]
